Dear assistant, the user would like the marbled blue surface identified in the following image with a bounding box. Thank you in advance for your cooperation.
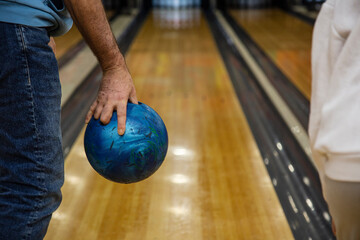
[84,102,168,183]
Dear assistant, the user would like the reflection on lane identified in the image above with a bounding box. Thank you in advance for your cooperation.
[153,9,201,29]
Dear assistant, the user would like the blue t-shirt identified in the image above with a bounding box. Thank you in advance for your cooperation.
[0,0,73,36]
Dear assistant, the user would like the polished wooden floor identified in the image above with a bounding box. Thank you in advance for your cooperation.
[229,9,312,99]
[45,10,293,240]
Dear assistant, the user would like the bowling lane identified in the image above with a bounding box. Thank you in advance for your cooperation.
[229,9,312,99]
[45,9,293,240]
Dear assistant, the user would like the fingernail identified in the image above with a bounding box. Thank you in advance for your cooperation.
[119,128,124,135]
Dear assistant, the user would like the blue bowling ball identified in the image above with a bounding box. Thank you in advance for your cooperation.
[84,102,168,183]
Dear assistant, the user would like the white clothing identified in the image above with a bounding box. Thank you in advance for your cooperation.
[310,0,360,239]
[310,0,360,182]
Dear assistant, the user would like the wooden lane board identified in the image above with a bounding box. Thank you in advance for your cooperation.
[229,9,312,100]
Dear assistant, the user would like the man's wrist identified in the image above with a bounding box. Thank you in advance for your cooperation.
[100,54,127,72]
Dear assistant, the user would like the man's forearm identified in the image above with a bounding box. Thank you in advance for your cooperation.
[64,0,125,71]
[64,0,138,135]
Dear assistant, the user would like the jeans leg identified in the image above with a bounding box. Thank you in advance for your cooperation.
[0,23,63,240]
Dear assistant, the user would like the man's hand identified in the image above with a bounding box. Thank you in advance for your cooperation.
[85,66,138,135]
[64,0,139,135]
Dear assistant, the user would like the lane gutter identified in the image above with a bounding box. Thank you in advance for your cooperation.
[221,10,310,130]
[285,7,316,25]
[216,11,313,166]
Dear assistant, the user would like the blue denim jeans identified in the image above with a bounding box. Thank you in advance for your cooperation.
[0,22,63,239]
